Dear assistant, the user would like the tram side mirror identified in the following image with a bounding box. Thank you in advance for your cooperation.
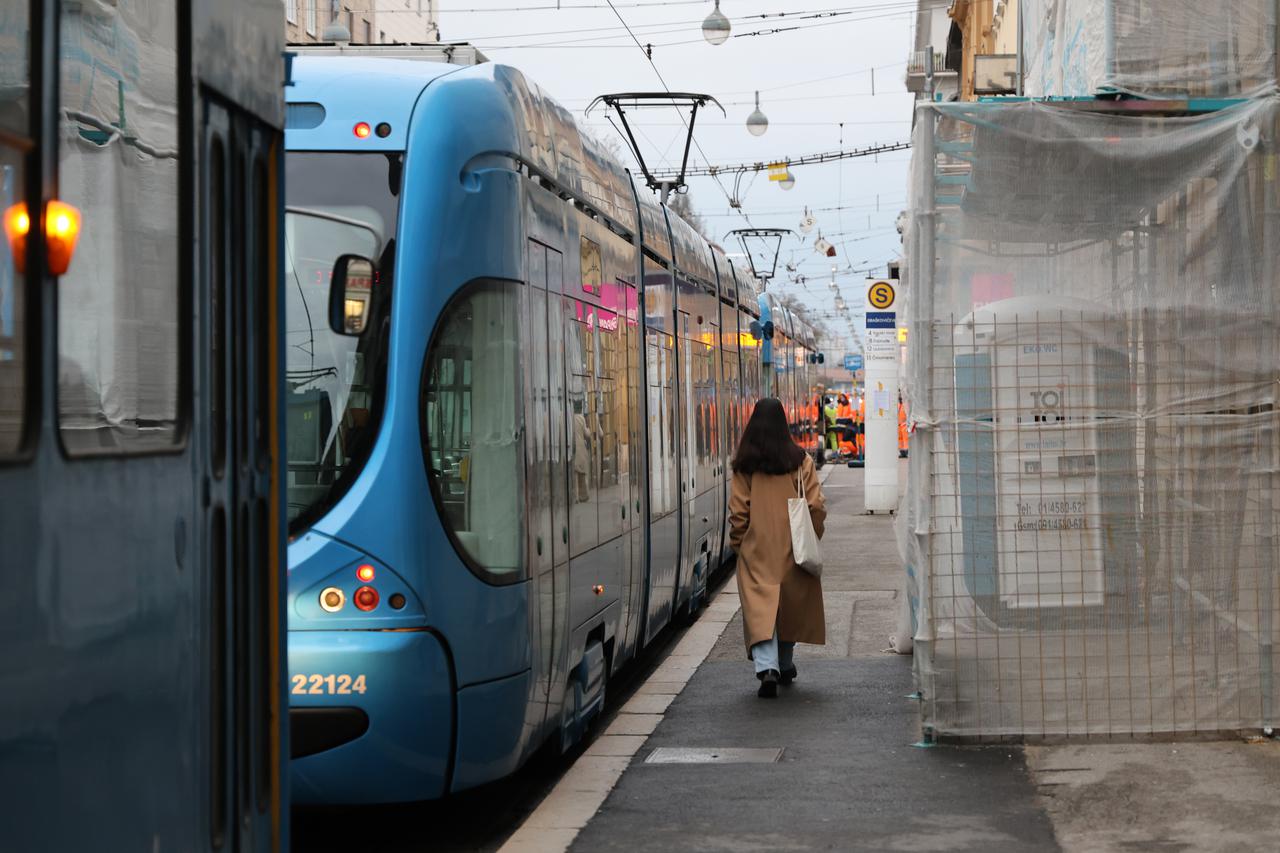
[329,254,376,336]
[762,321,775,340]
[749,320,762,341]
[818,353,826,365]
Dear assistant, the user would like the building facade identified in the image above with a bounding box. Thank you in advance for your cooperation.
[286,1,377,45]
[908,0,1020,103]
[374,0,440,44]
[286,1,439,45]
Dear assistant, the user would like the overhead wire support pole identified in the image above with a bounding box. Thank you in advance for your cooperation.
[675,98,701,202]
[586,92,725,201]
[648,139,913,181]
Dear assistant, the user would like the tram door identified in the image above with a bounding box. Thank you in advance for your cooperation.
[622,280,647,658]
[202,96,282,853]
[706,309,724,566]
[524,242,555,727]
[525,239,570,723]
[677,307,697,601]
[644,325,679,642]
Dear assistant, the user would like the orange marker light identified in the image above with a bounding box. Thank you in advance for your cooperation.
[353,121,372,139]
[4,202,30,274]
[4,200,81,276]
[45,201,81,276]
[356,564,375,583]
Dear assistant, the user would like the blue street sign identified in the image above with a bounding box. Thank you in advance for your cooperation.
[843,353,864,372]
[866,311,897,329]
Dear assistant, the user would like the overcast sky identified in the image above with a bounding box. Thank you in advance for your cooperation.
[435,0,919,353]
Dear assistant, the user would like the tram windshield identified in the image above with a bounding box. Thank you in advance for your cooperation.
[284,152,401,532]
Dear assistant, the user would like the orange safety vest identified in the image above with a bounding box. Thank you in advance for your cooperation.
[898,400,909,452]
[856,398,865,455]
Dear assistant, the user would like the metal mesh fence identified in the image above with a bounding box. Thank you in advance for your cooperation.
[900,97,1280,739]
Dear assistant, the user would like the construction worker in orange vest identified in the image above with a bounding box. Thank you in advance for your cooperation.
[856,395,866,459]
[836,394,855,459]
[898,395,909,458]
[823,396,841,451]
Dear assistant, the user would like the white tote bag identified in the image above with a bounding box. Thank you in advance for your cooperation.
[788,465,823,578]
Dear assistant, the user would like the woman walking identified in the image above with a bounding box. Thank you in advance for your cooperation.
[729,398,827,698]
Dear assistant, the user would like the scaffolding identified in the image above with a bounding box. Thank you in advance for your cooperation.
[901,94,1280,740]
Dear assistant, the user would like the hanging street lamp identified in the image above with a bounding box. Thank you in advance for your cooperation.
[746,91,768,136]
[779,170,796,190]
[702,1,731,46]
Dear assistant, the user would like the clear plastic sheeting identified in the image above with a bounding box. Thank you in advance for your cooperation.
[57,0,180,452]
[1022,0,1277,99]
[902,97,1280,739]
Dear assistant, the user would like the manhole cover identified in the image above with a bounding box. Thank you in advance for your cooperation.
[644,747,783,764]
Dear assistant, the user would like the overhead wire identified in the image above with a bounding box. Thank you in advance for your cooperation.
[468,0,907,325]
[477,3,917,49]
[440,0,714,11]
[439,3,911,43]
[579,119,910,127]
[648,140,911,180]
[600,0,754,227]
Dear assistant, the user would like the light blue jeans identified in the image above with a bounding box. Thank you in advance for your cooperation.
[751,631,795,675]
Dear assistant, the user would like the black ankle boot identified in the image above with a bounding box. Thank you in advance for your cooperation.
[779,665,798,686]
[757,669,779,698]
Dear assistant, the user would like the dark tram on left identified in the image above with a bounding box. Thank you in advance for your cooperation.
[0,2,287,851]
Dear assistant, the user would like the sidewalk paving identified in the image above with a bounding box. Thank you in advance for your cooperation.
[511,462,1280,853]
[571,463,1057,852]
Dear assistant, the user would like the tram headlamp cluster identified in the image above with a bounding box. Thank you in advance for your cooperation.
[314,564,406,614]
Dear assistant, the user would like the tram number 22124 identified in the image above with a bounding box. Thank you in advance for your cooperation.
[290,673,368,695]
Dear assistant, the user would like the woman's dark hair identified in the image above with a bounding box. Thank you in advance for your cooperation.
[732,398,807,475]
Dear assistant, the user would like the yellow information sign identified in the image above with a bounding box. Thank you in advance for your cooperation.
[767,162,789,181]
[868,281,896,310]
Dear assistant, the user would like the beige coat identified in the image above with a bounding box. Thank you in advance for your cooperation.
[729,455,827,652]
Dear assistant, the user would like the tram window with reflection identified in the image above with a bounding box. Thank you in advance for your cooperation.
[566,297,599,554]
[421,281,524,581]
[284,151,399,530]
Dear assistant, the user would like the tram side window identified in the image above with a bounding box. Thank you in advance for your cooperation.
[646,330,677,517]
[423,281,524,582]
[56,1,181,453]
[0,5,30,455]
[597,307,624,542]
[566,299,599,554]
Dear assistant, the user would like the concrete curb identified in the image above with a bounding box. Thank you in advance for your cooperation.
[500,461,833,853]
[498,583,743,853]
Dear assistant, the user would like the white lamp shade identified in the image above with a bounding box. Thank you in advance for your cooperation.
[702,2,730,45]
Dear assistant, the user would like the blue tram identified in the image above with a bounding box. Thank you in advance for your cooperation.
[0,1,286,850]
[283,54,821,804]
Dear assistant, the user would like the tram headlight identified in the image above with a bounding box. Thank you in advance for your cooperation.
[319,586,346,612]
